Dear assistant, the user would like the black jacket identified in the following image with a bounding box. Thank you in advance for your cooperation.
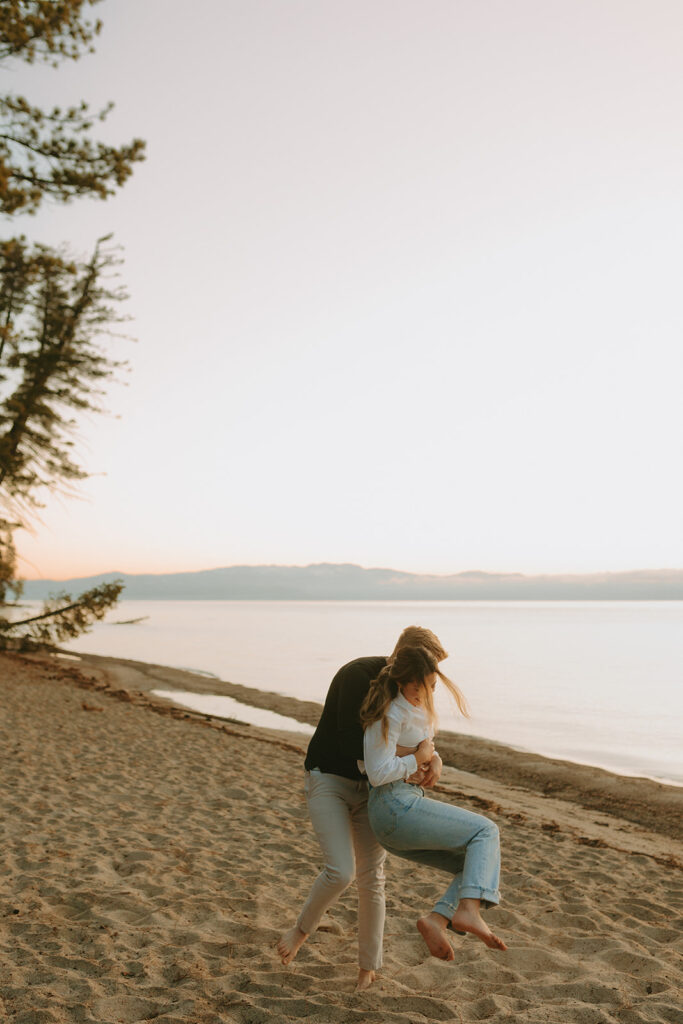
[304,655,387,780]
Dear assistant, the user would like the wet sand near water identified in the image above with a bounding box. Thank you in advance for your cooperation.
[73,650,683,840]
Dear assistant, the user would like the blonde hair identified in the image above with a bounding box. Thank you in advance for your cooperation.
[360,644,469,741]
[389,625,448,664]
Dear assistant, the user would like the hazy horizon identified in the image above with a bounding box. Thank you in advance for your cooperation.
[19,563,683,584]
[19,561,683,585]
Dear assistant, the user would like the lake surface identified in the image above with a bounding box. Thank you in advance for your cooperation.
[48,599,683,785]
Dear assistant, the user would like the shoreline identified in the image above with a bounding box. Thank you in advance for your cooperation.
[1,649,682,1024]
[11,598,682,792]
[58,649,683,842]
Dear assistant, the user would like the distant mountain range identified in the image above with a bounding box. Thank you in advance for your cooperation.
[19,563,683,600]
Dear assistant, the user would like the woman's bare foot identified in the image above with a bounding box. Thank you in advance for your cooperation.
[355,968,376,991]
[417,913,455,961]
[450,900,507,951]
[277,925,308,965]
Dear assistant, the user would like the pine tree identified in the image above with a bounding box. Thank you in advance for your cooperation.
[0,235,126,509]
[0,1,144,215]
[0,1,144,643]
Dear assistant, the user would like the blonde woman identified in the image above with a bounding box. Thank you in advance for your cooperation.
[277,626,447,991]
[361,645,507,960]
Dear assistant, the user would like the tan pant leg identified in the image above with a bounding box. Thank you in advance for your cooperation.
[297,772,357,935]
[297,772,385,971]
[350,792,386,971]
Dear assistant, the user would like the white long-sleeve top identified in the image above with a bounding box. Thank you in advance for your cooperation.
[362,692,434,787]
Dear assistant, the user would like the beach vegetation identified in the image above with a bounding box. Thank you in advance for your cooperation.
[0,578,123,649]
[0,0,144,643]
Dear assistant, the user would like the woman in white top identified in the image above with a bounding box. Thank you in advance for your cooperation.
[361,645,507,960]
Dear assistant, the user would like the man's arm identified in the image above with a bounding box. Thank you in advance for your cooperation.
[396,743,417,757]
[336,664,371,761]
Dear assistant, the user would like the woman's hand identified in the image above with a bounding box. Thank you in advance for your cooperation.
[420,752,443,788]
[415,738,435,765]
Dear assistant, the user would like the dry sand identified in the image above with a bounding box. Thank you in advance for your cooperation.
[1,651,681,1024]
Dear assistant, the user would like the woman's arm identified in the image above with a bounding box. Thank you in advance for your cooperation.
[364,707,434,787]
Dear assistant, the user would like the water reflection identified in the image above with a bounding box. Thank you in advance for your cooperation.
[151,688,315,736]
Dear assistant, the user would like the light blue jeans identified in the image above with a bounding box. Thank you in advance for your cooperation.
[368,780,501,920]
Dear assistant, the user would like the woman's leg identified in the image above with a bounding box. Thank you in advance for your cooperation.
[369,785,505,957]
[377,791,501,908]
[278,772,357,965]
[375,842,468,960]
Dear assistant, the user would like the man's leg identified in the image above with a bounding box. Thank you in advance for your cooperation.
[350,787,386,983]
[278,772,356,965]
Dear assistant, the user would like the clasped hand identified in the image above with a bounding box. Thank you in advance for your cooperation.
[408,752,442,787]
[396,740,442,788]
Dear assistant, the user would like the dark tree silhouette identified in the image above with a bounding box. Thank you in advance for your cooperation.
[0,235,126,508]
[0,0,143,642]
[0,1,145,216]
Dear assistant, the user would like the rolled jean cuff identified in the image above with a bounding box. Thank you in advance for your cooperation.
[433,899,458,919]
[460,885,500,908]
[433,888,500,919]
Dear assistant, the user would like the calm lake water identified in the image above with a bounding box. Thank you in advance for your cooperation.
[48,599,683,785]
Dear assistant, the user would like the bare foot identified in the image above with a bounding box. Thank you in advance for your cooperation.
[450,903,507,951]
[417,914,455,961]
[277,925,308,965]
[355,968,376,991]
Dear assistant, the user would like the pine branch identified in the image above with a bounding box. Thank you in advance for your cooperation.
[3,595,92,628]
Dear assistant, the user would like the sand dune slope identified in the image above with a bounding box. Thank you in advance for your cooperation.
[0,654,681,1024]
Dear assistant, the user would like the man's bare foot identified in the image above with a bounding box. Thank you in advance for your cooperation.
[417,913,455,961]
[355,968,376,991]
[277,925,308,965]
[450,901,507,951]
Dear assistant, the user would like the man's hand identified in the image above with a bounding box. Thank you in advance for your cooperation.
[420,752,443,788]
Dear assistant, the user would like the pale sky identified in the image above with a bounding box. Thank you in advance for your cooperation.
[8,0,683,580]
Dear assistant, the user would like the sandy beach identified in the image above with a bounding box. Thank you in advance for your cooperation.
[1,651,681,1024]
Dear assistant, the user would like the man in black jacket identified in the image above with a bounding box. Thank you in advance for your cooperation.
[277,626,446,990]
